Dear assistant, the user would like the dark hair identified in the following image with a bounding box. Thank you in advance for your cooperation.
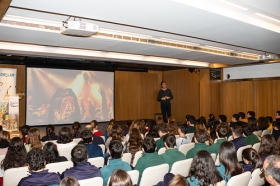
[163,134,176,148]
[108,169,133,186]
[72,122,81,138]
[209,114,215,122]
[57,127,73,144]
[232,114,239,121]
[194,129,209,143]
[128,128,143,162]
[161,81,166,87]
[146,121,160,138]
[248,117,258,131]
[243,124,254,136]
[188,115,197,125]
[81,129,93,144]
[219,115,227,123]
[168,121,179,135]
[258,117,269,131]
[27,148,45,171]
[60,176,80,186]
[274,137,280,155]
[43,142,59,164]
[157,123,168,133]
[90,120,98,128]
[143,137,156,153]
[46,124,55,140]
[1,137,27,171]
[242,148,262,172]
[265,155,280,184]
[0,125,2,132]
[216,123,228,138]
[266,116,273,124]
[232,126,243,137]
[210,121,220,142]
[247,111,255,118]
[109,140,123,159]
[189,150,222,186]
[277,111,280,116]
[111,124,124,141]
[274,120,280,129]
[177,122,187,134]
[71,144,88,164]
[238,112,246,119]
[21,125,30,137]
[258,134,277,157]
[219,141,243,178]
[27,128,42,149]
[198,116,207,125]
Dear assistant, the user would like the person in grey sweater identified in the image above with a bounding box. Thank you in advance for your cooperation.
[157,81,173,123]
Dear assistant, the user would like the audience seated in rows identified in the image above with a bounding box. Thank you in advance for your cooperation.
[72,122,81,139]
[263,155,280,186]
[105,124,125,152]
[186,115,196,134]
[84,124,105,145]
[146,120,160,138]
[41,124,58,142]
[243,124,260,146]
[242,148,262,172]
[101,141,131,186]
[218,115,227,123]
[176,122,191,150]
[25,128,43,152]
[156,123,169,152]
[231,126,246,151]
[60,144,101,180]
[0,131,10,155]
[167,121,178,135]
[247,111,256,119]
[18,148,61,186]
[272,120,280,141]
[126,128,143,163]
[56,127,76,150]
[43,142,68,163]
[210,120,220,142]
[258,134,277,162]
[238,112,248,123]
[211,123,228,155]
[90,120,103,137]
[80,129,103,159]
[258,117,270,131]
[266,116,273,130]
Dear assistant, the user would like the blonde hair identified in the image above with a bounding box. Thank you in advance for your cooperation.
[28,128,42,149]
[107,119,115,137]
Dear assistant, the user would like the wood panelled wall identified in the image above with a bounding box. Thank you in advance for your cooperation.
[0,64,26,127]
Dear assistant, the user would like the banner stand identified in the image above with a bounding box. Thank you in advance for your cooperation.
[3,94,20,132]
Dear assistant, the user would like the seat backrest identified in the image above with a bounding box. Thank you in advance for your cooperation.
[139,164,169,186]
[253,130,262,137]
[158,147,166,155]
[227,172,251,186]
[211,153,216,162]
[98,144,105,154]
[73,138,82,144]
[0,154,5,165]
[88,157,104,168]
[261,129,272,137]
[186,133,194,140]
[100,136,105,142]
[252,142,261,152]
[215,154,220,166]
[78,177,103,186]
[154,137,160,142]
[247,168,266,186]
[175,135,179,139]
[170,158,193,177]
[107,170,139,186]
[132,151,142,167]
[122,153,132,165]
[46,161,73,174]
[179,142,195,156]
[58,147,73,161]
[3,166,29,186]
[227,135,233,141]
[214,180,226,186]
[237,145,252,162]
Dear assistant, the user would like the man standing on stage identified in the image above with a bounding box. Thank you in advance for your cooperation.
[157,81,173,123]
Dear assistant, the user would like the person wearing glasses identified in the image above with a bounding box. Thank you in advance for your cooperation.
[262,155,280,186]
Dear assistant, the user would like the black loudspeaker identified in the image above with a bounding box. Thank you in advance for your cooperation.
[227,74,230,79]
[188,68,195,73]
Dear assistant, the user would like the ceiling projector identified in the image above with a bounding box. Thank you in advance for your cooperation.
[61,21,99,37]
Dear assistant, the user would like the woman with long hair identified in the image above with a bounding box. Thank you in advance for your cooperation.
[43,142,68,163]
[1,137,27,172]
[25,128,43,152]
[210,121,220,142]
[56,127,75,150]
[105,124,125,151]
[217,141,243,182]
[41,124,58,142]
[247,117,258,132]
[187,150,222,186]
[168,174,189,186]
[71,122,81,138]
[257,117,270,131]
[242,148,262,172]
[90,120,103,136]
[104,119,115,141]
[108,169,133,186]
[168,121,179,135]
[21,125,30,143]
[146,120,160,138]
[127,128,143,163]
[0,131,10,155]
[258,134,277,162]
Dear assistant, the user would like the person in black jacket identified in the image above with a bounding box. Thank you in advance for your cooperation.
[157,81,173,123]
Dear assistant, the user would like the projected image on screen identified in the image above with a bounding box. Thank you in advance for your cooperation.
[26,68,114,126]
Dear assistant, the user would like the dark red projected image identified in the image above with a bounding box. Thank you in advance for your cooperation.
[26,68,114,126]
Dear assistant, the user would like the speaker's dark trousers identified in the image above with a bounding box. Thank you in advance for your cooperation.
[161,102,171,123]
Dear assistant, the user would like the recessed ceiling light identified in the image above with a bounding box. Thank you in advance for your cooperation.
[255,13,280,23]
[160,38,200,46]
[218,0,248,10]
[241,52,259,56]
[205,45,234,52]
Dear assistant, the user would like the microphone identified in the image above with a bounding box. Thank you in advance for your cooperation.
[3,86,11,100]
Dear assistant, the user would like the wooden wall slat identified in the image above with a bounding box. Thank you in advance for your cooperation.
[210,80,221,117]
[200,69,210,118]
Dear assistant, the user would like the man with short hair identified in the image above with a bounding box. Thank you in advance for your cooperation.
[100,140,131,186]
[230,114,240,127]
[160,134,185,171]
[61,144,101,180]
[18,148,61,186]
[247,111,255,119]
[80,129,103,158]
[210,124,228,155]
[156,123,169,152]
[231,126,246,151]
[238,112,248,123]
[276,111,280,121]
[135,137,165,184]
[272,120,280,141]
[157,81,173,123]
[263,155,280,186]
[218,115,227,123]
[84,124,105,145]
[176,122,191,149]
[186,115,196,134]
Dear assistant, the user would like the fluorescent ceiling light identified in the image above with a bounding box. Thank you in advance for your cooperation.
[218,0,248,10]
[255,13,280,23]
[99,28,153,38]
[241,52,260,56]
[160,38,200,46]
[205,45,234,52]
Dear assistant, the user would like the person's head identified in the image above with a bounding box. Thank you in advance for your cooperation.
[72,122,81,138]
[231,114,239,122]
[21,125,30,137]
[157,123,168,137]
[238,112,246,120]
[242,148,262,172]
[219,141,243,177]
[108,169,133,186]
[0,131,10,141]
[57,127,73,144]
[266,116,273,124]
[189,150,222,185]
[168,116,176,123]
[28,128,42,149]
[161,81,167,89]
[156,117,164,125]
[248,117,258,131]
[168,121,178,135]
[71,144,88,164]
[263,155,280,186]
[195,122,206,130]
[187,115,196,126]
[128,128,143,160]
[46,124,55,140]
[194,129,209,143]
[142,137,156,153]
[243,124,254,136]
[177,122,187,134]
[258,117,269,131]
[210,120,220,141]
[275,111,280,119]
[208,114,215,121]
[258,134,277,156]
[109,140,123,159]
[197,116,207,125]
[60,177,80,186]
[168,174,189,186]
[27,148,45,172]
[218,115,227,123]
[163,134,176,149]
[90,120,98,129]
[231,126,243,139]
[126,120,133,129]
[273,120,280,130]
[111,124,124,140]
[247,111,255,118]
[43,142,59,164]
[1,137,27,170]
[81,129,93,144]
[216,123,228,138]
[185,114,191,122]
